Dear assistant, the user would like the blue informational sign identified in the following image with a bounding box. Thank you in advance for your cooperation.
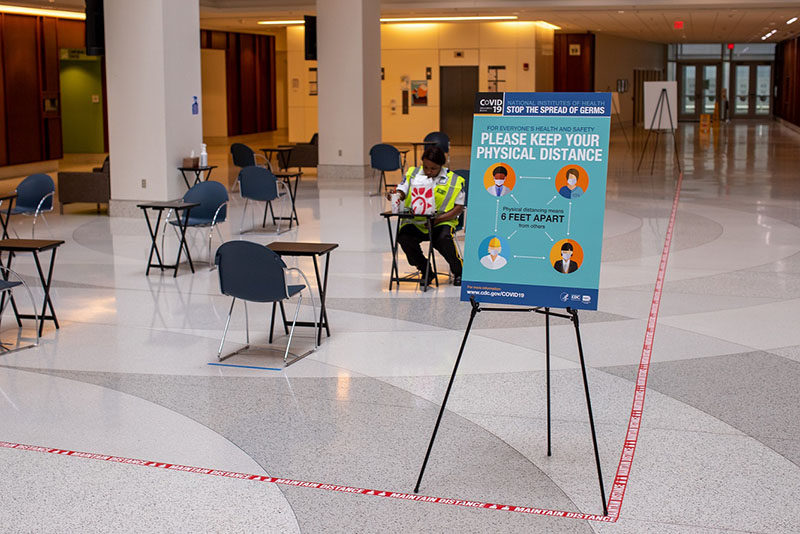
[460,92,612,310]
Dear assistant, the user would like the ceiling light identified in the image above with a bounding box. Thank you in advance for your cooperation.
[788,17,798,24]
[380,16,518,23]
[257,20,304,25]
[0,4,84,19]
[534,21,561,30]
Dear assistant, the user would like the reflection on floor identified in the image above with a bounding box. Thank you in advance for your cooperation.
[2,121,800,532]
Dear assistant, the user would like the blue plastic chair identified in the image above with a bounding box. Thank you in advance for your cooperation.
[237,166,288,234]
[214,240,317,364]
[11,174,55,238]
[424,131,450,155]
[369,143,403,196]
[162,181,228,268]
[230,143,270,192]
[230,143,269,170]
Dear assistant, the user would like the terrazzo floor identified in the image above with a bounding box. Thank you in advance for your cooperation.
[1,120,800,532]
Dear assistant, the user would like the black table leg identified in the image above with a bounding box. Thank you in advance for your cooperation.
[387,217,400,290]
[1,252,22,327]
[288,175,300,227]
[32,249,59,336]
[0,198,13,239]
[142,209,165,275]
[422,217,435,292]
[173,212,195,278]
[179,171,192,189]
[313,253,332,344]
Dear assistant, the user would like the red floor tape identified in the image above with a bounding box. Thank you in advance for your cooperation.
[606,171,683,520]
[0,174,683,523]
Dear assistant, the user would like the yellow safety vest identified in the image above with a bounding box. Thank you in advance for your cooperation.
[401,167,465,232]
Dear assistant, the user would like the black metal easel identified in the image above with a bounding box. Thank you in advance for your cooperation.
[413,297,608,516]
[637,87,681,175]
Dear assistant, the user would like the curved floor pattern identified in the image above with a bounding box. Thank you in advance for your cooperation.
[1,122,800,532]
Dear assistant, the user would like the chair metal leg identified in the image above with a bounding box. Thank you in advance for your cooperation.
[284,293,302,363]
[218,298,236,359]
[244,300,250,344]
[239,198,249,233]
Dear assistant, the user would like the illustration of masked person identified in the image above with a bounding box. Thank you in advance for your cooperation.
[553,242,579,273]
[480,237,507,269]
[486,166,512,197]
[558,168,584,199]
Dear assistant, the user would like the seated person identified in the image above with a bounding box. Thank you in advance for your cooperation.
[388,146,465,287]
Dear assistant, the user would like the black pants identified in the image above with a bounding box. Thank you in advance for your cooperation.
[397,223,462,277]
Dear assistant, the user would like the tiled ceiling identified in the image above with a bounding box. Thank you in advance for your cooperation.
[11,0,800,44]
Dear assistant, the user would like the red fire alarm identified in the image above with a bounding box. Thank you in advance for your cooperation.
[673,20,684,30]
[727,43,734,50]
[523,62,529,71]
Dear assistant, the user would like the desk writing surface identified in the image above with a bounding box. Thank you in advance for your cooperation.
[0,192,17,201]
[273,171,302,178]
[0,239,65,252]
[177,165,217,171]
[137,201,200,210]
[379,211,437,219]
[266,242,338,256]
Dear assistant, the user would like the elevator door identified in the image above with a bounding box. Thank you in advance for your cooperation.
[439,66,479,146]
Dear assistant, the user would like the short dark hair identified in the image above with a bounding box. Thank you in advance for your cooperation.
[421,146,447,166]
[566,168,579,180]
[492,166,508,177]
[561,242,573,252]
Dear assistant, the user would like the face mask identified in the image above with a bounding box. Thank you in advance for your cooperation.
[494,179,505,187]
[562,252,572,261]
[489,247,500,256]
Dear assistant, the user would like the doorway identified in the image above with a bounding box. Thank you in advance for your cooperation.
[731,62,772,119]
[439,66,478,146]
[677,62,720,121]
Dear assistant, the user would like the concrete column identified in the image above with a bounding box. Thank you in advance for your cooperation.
[316,0,381,180]
[104,0,203,215]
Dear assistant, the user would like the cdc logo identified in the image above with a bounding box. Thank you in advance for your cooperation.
[560,292,569,302]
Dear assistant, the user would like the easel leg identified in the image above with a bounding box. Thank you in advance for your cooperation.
[414,297,480,493]
[569,309,608,516]
[545,307,552,457]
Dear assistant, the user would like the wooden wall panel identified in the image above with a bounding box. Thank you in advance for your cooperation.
[554,33,595,92]
[238,33,257,134]
[56,19,85,50]
[203,30,277,136]
[225,33,240,135]
[775,37,799,127]
[3,14,43,164]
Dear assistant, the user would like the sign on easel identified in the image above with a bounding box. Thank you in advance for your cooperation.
[460,92,612,310]
[643,81,678,130]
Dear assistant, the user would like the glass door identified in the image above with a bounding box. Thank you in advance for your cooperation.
[678,62,720,120]
[732,62,772,118]
[755,64,772,116]
[679,64,696,118]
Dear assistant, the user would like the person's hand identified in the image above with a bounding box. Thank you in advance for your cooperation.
[386,186,395,200]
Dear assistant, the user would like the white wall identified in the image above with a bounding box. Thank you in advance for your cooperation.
[594,33,666,123]
[201,49,227,137]
[286,21,553,145]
